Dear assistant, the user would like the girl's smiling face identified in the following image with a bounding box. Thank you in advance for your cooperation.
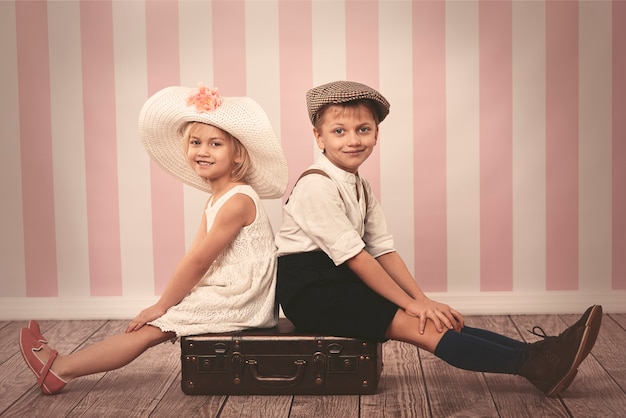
[313,103,378,173]
[185,122,239,182]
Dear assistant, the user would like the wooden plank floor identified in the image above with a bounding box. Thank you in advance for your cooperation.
[1,313,624,417]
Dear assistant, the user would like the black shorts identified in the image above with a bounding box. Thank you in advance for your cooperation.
[277,251,399,342]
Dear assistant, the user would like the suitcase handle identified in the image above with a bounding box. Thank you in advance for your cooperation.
[246,359,307,387]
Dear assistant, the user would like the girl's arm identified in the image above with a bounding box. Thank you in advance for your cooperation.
[126,194,255,332]
[185,200,212,254]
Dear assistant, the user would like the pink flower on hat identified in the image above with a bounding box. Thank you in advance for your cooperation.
[186,82,223,113]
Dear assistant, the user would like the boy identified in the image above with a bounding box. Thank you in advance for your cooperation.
[275,80,601,397]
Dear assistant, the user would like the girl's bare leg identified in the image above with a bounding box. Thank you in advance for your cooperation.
[36,325,174,381]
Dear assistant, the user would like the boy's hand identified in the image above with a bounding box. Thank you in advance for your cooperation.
[405,299,464,334]
[126,304,167,333]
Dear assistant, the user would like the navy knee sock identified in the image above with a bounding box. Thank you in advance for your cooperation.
[461,326,527,349]
[434,329,527,374]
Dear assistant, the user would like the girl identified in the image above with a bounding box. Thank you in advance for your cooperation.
[19,83,288,395]
[275,80,602,398]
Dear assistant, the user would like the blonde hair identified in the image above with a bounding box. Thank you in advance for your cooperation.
[180,122,252,183]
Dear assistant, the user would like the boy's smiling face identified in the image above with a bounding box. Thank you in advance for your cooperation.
[313,103,378,173]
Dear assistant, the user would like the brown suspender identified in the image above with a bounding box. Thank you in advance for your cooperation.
[296,169,331,184]
[287,168,369,208]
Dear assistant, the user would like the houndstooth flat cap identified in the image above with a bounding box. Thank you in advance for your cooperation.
[306,80,390,124]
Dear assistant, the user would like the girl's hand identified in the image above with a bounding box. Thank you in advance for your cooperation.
[405,299,464,334]
[125,304,167,333]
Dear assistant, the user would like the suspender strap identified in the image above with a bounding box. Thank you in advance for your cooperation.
[296,169,331,183]
[287,168,369,207]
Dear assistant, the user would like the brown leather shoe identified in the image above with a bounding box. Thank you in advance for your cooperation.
[518,305,602,397]
[530,304,600,393]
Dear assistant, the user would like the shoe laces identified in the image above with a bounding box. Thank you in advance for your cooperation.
[528,326,550,339]
[526,326,559,352]
[530,321,580,343]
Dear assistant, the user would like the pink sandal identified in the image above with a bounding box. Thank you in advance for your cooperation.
[19,328,66,395]
[27,320,48,344]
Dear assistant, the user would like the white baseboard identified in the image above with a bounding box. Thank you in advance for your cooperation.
[1,291,624,320]
[0,296,159,320]
[428,290,625,315]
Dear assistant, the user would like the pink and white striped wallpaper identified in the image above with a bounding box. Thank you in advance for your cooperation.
[1,0,624,318]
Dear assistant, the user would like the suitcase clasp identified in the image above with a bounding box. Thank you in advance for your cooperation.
[197,343,229,373]
[327,343,358,373]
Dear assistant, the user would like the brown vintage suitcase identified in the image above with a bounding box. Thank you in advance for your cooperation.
[180,318,382,395]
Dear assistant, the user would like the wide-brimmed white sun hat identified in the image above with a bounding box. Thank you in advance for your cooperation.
[139,83,288,199]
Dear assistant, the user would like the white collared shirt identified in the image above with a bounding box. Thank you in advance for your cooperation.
[276,154,395,265]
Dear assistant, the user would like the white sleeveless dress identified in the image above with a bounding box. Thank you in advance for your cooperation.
[149,185,278,336]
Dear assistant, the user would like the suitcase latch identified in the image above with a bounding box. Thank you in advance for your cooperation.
[197,343,228,373]
[327,343,358,373]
